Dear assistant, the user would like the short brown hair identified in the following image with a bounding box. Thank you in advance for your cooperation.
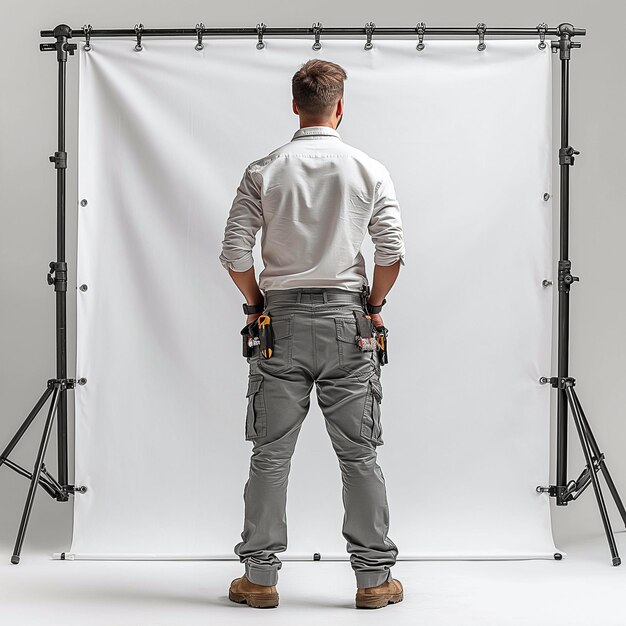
[292,59,347,117]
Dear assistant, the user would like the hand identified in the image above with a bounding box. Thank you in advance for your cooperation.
[246,312,262,326]
[369,312,384,329]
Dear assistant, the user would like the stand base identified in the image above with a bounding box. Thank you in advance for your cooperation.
[539,377,626,566]
[0,379,78,564]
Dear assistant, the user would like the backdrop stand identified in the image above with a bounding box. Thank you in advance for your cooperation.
[535,23,626,567]
[5,21,620,565]
[0,24,87,565]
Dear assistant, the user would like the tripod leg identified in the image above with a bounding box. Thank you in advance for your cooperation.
[565,387,621,566]
[11,386,60,565]
[0,387,54,467]
[570,388,626,528]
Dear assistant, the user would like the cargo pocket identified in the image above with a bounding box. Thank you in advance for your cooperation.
[360,376,384,445]
[245,375,267,440]
[258,314,294,374]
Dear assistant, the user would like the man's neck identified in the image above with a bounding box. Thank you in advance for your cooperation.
[299,121,336,129]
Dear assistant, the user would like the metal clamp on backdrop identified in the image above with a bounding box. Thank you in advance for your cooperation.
[416,22,426,51]
[256,22,266,50]
[312,22,322,51]
[134,23,144,52]
[364,21,375,50]
[537,22,548,50]
[195,23,205,51]
[476,22,487,51]
[82,24,92,52]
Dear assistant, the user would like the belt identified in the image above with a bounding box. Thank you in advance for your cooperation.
[264,287,364,306]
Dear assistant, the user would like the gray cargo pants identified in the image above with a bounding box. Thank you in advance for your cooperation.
[234,287,398,588]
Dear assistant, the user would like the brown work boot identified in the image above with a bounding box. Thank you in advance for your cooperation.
[355,576,403,609]
[228,574,279,608]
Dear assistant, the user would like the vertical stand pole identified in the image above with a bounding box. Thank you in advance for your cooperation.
[555,29,569,505]
[51,24,71,492]
[553,23,580,506]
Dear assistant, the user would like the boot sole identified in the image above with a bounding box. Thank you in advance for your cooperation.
[356,591,403,609]
[229,590,279,608]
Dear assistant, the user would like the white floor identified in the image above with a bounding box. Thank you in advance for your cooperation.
[1,533,625,626]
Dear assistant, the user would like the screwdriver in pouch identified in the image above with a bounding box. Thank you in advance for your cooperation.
[257,315,275,359]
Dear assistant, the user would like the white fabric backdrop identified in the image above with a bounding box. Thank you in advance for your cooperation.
[70,37,559,560]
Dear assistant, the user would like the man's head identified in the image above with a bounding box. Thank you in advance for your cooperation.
[292,59,347,129]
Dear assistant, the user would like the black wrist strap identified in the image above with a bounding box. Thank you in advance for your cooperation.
[243,302,264,314]
[365,298,386,314]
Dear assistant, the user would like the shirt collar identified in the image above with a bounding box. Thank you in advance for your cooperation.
[291,125,342,141]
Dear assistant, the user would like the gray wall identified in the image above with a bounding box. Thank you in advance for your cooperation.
[1,1,624,555]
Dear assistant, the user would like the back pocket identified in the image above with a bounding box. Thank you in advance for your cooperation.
[335,316,376,379]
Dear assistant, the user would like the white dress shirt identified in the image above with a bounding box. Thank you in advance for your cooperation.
[219,125,406,292]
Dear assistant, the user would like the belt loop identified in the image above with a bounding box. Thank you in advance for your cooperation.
[296,289,302,304]
[323,291,328,303]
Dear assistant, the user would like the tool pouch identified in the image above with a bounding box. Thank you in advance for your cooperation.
[241,319,260,358]
[374,325,389,366]
[353,309,390,365]
[353,310,377,352]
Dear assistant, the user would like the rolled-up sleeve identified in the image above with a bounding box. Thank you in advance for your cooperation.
[368,168,406,266]
[219,165,264,272]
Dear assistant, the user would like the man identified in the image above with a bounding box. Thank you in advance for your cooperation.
[219,59,405,610]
